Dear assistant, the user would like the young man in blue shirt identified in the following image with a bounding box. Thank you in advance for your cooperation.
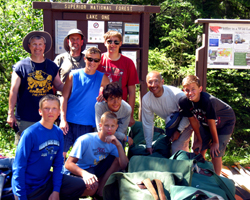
[12,94,94,200]
[64,111,129,198]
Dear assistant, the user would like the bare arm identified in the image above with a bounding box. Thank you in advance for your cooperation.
[53,72,64,92]
[48,191,60,200]
[60,74,73,135]
[7,72,21,128]
[105,135,129,169]
[188,116,202,154]
[65,156,98,190]
[128,85,136,126]
[208,119,220,158]
[97,74,110,102]
[142,96,154,154]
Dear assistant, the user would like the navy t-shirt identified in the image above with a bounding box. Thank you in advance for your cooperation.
[13,57,59,122]
[179,92,235,133]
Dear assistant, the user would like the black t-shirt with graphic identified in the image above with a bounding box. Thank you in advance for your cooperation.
[13,57,59,122]
[179,92,235,134]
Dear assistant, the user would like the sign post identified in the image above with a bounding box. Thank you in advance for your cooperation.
[33,1,160,120]
[195,19,250,90]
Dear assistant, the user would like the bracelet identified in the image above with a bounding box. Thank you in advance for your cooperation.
[126,135,129,142]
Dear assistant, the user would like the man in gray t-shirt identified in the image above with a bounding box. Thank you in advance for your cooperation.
[54,29,86,85]
[95,82,133,146]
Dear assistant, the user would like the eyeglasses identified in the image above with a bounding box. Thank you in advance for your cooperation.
[86,57,101,63]
[106,40,120,45]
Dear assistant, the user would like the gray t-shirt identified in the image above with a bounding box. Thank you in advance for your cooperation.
[54,52,85,83]
[95,100,131,141]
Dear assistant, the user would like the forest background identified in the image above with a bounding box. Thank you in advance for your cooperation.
[0,0,250,165]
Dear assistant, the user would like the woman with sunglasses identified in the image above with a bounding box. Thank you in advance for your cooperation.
[97,30,139,127]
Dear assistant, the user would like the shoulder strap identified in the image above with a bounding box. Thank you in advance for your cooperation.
[154,179,167,200]
[143,178,159,200]
[142,178,167,200]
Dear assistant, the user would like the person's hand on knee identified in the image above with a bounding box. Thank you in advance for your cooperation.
[82,171,99,191]
[170,131,180,142]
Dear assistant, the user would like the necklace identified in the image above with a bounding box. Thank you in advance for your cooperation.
[29,58,47,73]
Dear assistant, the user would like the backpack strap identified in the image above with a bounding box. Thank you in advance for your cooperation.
[142,178,159,200]
[154,179,167,200]
[141,178,168,200]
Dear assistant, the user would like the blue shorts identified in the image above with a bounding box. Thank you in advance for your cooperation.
[63,122,94,152]
[85,155,116,178]
[200,121,235,157]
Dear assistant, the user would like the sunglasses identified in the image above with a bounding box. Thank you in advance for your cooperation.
[106,40,120,45]
[86,57,101,63]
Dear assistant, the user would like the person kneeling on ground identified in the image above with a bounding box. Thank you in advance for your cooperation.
[64,111,129,199]
[95,82,133,147]
[12,94,94,200]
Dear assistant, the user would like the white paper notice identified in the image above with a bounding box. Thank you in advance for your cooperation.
[208,23,250,69]
[88,21,105,43]
[124,23,139,45]
[121,51,137,68]
[82,44,98,54]
[55,20,77,54]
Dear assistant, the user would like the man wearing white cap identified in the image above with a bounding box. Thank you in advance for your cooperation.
[7,31,64,145]
[54,28,86,84]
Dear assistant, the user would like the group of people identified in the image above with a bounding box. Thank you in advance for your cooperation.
[6,28,235,200]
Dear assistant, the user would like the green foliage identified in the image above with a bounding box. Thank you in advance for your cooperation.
[155,0,203,68]
[207,69,250,128]
[0,0,42,151]
[1,0,250,166]
[148,48,195,86]
[206,69,250,165]
[189,0,250,19]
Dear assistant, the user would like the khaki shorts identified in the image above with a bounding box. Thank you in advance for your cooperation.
[200,123,234,157]
[172,125,193,155]
[15,120,36,146]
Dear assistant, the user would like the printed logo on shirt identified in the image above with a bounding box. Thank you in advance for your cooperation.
[94,155,106,165]
[93,147,109,157]
[39,140,60,150]
[39,140,60,158]
[192,108,218,126]
[27,70,53,97]
[99,65,123,86]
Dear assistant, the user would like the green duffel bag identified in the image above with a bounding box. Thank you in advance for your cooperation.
[128,156,194,186]
[128,154,235,200]
[170,150,235,200]
[170,185,224,200]
[170,150,214,170]
[128,122,171,159]
[103,171,183,200]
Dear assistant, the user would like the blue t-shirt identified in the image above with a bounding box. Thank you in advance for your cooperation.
[65,132,118,172]
[66,69,103,127]
[12,122,64,199]
[13,57,59,122]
